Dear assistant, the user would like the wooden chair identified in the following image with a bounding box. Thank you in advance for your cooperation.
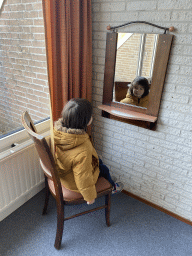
[21,111,112,250]
[114,81,130,102]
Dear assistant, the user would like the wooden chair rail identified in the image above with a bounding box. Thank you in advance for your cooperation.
[64,205,107,221]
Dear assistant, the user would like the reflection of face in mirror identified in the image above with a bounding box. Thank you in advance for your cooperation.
[133,84,144,98]
[120,76,150,108]
[113,33,158,108]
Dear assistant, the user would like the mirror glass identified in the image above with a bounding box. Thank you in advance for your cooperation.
[113,33,159,109]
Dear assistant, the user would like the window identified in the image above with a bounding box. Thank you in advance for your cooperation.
[0,0,50,150]
[115,33,157,84]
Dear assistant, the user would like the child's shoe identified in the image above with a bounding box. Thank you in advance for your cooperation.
[112,182,124,194]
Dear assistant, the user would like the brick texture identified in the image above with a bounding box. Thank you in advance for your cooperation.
[92,0,192,221]
[0,0,49,134]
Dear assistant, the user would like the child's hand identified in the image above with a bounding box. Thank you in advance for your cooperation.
[87,199,95,205]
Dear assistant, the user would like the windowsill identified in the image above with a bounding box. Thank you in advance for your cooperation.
[0,118,50,154]
[0,130,50,160]
[98,104,157,123]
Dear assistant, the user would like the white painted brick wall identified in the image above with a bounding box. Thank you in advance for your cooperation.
[92,0,192,221]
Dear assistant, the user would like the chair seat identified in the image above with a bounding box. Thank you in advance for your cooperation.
[48,177,112,201]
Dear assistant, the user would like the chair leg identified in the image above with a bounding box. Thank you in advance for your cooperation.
[54,202,64,250]
[42,176,50,215]
[105,192,111,227]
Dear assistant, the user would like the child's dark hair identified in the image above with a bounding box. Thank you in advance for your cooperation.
[129,76,150,98]
[61,98,92,130]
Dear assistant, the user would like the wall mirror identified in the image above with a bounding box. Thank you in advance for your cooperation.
[113,32,158,108]
[99,24,173,129]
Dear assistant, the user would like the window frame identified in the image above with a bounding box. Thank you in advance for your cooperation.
[0,118,50,154]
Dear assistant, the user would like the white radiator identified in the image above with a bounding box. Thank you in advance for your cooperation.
[0,141,45,221]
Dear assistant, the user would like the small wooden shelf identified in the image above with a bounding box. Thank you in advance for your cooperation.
[98,104,157,123]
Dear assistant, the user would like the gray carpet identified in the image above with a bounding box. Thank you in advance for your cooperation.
[0,190,192,256]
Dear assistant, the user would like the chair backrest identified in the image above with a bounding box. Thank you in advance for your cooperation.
[22,111,38,134]
[21,111,63,201]
[114,81,130,102]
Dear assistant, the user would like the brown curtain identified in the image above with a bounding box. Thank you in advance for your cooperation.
[42,0,92,122]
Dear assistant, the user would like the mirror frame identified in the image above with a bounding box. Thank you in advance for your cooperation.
[99,32,173,129]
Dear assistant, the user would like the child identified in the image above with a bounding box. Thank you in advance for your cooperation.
[54,98,123,205]
[120,76,150,108]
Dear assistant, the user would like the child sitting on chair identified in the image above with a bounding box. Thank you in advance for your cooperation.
[54,98,123,205]
[120,76,150,108]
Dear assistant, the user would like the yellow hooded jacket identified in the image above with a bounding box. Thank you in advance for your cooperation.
[120,92,149,108]
[53,119,100,202]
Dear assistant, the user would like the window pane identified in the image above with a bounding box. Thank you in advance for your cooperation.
[0,1,50,138]
[141,34,157,78]
[115,33,141,82]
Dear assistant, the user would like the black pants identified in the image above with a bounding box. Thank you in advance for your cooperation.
[99,159,116,188]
